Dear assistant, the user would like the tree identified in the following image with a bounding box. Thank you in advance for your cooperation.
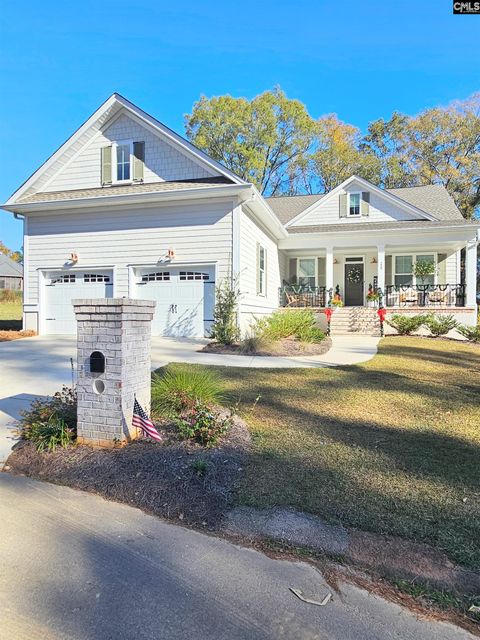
[362,95,480,219]
[405,94,480,219]
[186,88,480,218]
[309,115,380,192]
[0,242,23,263]
[185,88,316,195]
[361,112,416,188]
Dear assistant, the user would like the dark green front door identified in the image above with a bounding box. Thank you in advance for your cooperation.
[344,263,364,306]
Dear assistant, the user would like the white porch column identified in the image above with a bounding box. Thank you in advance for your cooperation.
[465,239,478,307]
[326,246,334,293]
[377,245,385,293]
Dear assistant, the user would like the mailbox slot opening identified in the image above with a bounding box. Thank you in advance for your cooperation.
[90,351,106,374]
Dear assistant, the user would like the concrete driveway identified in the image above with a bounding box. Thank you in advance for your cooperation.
[0,474,472,640]
[0,334,379,464]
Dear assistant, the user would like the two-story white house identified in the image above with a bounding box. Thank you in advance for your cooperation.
[3,94,478,337]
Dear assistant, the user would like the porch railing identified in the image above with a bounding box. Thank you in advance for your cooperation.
[384,284,466,308]
[279,285,327,308]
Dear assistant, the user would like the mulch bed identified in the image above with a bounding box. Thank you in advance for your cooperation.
[6,414,251,529]
[202,336,332,357]
[0,330,36,342]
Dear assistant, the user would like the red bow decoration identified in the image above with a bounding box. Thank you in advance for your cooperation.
[324,308,333,321]
[377,308,387,323]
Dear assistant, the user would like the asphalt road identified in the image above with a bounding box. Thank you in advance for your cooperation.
[0,474,473,640]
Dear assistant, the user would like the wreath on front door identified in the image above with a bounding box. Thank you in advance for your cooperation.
[347,267,362,284]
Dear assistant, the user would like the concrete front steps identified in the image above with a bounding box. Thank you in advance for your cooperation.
[330,306,381,336]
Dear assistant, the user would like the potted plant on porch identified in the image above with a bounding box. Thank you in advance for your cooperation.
[366,284,380,308]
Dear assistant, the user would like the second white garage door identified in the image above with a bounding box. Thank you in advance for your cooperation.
[135,266,215,337]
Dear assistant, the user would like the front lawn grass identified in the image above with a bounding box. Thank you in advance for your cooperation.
[165,336,480,569]
[0,299,22,330]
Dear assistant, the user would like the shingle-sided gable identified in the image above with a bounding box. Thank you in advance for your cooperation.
[285,178,431,227]
[265,177,463,228]
[6,94,246,205]
[42,110,216,193]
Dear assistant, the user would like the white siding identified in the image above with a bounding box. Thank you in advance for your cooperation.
[446,250,458,283]
[25,199,234,331]
[292,183,420,227]
[43,111,215,192]
[238,207,282,333]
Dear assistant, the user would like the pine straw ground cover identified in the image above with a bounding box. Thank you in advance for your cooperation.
[190,336,480,571]
[8,414,251,529]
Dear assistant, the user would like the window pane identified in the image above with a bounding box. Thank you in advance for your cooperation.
[395,256,413,274]
[259,247,265,270]
[416,254,434,265]
[298,259,315,278]
[116,144,130,181]
[349,193,360,215]
[395,275,413,286]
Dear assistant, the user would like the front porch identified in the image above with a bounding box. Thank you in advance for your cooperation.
[278,239,477,318]
[279,283,467,309]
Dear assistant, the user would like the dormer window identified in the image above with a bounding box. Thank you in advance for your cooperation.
[115,142,131,182]
[349,193,361,216]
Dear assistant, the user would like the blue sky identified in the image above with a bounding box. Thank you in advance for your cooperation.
[1,0,478,250]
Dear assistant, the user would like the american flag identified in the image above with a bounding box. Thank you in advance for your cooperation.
[132,398,162,443]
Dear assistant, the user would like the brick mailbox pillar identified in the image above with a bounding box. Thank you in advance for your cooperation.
[73,298,156,447]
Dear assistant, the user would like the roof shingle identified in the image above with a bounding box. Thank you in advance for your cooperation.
[17,177,233,204]
[266,184,464,224]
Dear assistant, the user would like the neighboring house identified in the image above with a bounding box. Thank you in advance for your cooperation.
[0,254,23,290]
[2,94,478,336]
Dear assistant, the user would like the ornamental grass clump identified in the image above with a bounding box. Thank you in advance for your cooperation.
[24,416,74,452]
[151,366,224,419]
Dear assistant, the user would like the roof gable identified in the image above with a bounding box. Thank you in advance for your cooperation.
[6,94,246,205]
[0,254,23,276]
[286,176,435,228]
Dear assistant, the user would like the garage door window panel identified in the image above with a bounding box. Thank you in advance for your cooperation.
[141,272,170,282]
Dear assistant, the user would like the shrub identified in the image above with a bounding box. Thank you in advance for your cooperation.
[23,415,74,452]
[151,366,223,418]
[457,324,480,342]
[240,332,270,354]
[18,386,77,440]
[424,314,458,337]
[175,402,230,447]
[257,310,317,341]
[386,314,428,335]
[294,325,326,343]
[210,278,240,345]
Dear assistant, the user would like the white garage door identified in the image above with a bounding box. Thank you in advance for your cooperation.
[136,266,215,337]
[44,271,113,334]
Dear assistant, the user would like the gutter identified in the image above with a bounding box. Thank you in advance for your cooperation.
[238,185,288,240]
